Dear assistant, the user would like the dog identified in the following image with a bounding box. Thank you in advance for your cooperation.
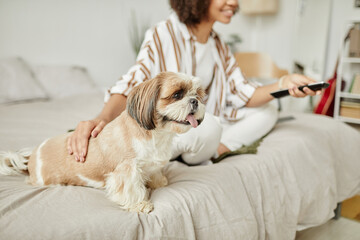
[0,72,206,213]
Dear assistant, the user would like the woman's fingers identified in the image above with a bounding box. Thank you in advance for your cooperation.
[67,136,73,155]
[289,86,306,98]
[67,120,97,162]
[67,119,109,162]
[286,74,320,98]
[303,87,318,96]
[91,120,107,138]
[79,121,95,162]
[292,74,314,86]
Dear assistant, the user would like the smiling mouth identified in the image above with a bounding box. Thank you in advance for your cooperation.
[222,9,235,17]
[163,113,203,128]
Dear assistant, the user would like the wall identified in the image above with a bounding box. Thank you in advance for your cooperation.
[0,0,297,88]
[214,0,297,72]
[1,0,358,92]
[0,0,171,87]
[292,0,332,82]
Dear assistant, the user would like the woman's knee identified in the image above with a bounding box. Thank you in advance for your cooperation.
[197,113,222,141]
[220,104,278,150]
[185,113,222,152]
[246,103,278,126]
[253,103,278,117]
[180,113,222,165]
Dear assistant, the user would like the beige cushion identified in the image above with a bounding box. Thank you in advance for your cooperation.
[0,57,48,104]
[33,65,99,99]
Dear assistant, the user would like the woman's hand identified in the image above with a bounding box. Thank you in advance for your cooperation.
[67,94,127,162]
[247,73,323,107]
[67,118,109,162]
[280,74,322,98]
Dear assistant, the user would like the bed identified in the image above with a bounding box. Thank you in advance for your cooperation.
[1,57,360,239]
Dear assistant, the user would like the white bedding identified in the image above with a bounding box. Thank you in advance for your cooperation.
[0,91,104,151]
[0,92,359,240]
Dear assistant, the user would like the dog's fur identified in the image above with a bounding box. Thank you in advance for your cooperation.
[0,72,205,213]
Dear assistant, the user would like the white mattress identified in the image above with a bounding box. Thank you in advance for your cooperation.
[1,93,359,239]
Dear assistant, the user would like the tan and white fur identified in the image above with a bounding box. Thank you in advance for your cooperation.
[0,72,206,213]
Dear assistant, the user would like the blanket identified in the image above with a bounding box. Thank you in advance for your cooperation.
[1,93,359,239]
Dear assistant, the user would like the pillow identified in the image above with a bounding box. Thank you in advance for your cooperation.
[0,57,48,104]
[33,65,99,99]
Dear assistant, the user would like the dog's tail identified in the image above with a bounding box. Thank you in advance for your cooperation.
[0,148,32,175]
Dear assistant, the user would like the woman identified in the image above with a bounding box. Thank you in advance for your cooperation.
[68,0,320,165]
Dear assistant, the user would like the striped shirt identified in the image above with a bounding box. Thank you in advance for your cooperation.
[106,13,259,121]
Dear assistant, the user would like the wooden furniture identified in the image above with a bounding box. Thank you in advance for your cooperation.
[240,0,278,15]
[235,52,288,110]
[334,20,360,125]
[234,52,288,79]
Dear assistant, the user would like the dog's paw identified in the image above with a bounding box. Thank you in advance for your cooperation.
[129,201,154,213]
[148,175,168,189]
[159,176,168,187]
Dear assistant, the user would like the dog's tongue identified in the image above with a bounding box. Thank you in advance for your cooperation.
[186,114,198,128]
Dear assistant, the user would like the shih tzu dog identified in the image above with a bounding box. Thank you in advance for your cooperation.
[0,72,206,213]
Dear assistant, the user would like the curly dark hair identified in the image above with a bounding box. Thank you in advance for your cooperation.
[169,0,212,26]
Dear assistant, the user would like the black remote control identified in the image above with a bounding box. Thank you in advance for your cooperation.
[270,82,329,98]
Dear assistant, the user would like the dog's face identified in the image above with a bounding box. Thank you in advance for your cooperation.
[127,72,206,134]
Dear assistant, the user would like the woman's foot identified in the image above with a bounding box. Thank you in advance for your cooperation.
[217,143,230,156]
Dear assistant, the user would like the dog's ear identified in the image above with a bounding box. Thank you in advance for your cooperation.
[127,75,162,130]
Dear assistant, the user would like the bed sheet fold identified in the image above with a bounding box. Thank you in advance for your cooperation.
[1,94,359,239]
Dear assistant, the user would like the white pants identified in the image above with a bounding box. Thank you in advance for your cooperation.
[171,104,278,165]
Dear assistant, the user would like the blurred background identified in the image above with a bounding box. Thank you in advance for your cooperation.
[0,0,359,111]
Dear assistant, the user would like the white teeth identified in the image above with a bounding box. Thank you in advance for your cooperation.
[221,9,234,16]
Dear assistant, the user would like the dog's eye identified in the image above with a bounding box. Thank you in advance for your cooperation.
[173,90,184,100]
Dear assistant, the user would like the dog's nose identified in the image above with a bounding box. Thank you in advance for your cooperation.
[190,98,198,111]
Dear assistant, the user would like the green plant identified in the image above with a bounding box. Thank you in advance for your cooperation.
[225,33,242,53]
